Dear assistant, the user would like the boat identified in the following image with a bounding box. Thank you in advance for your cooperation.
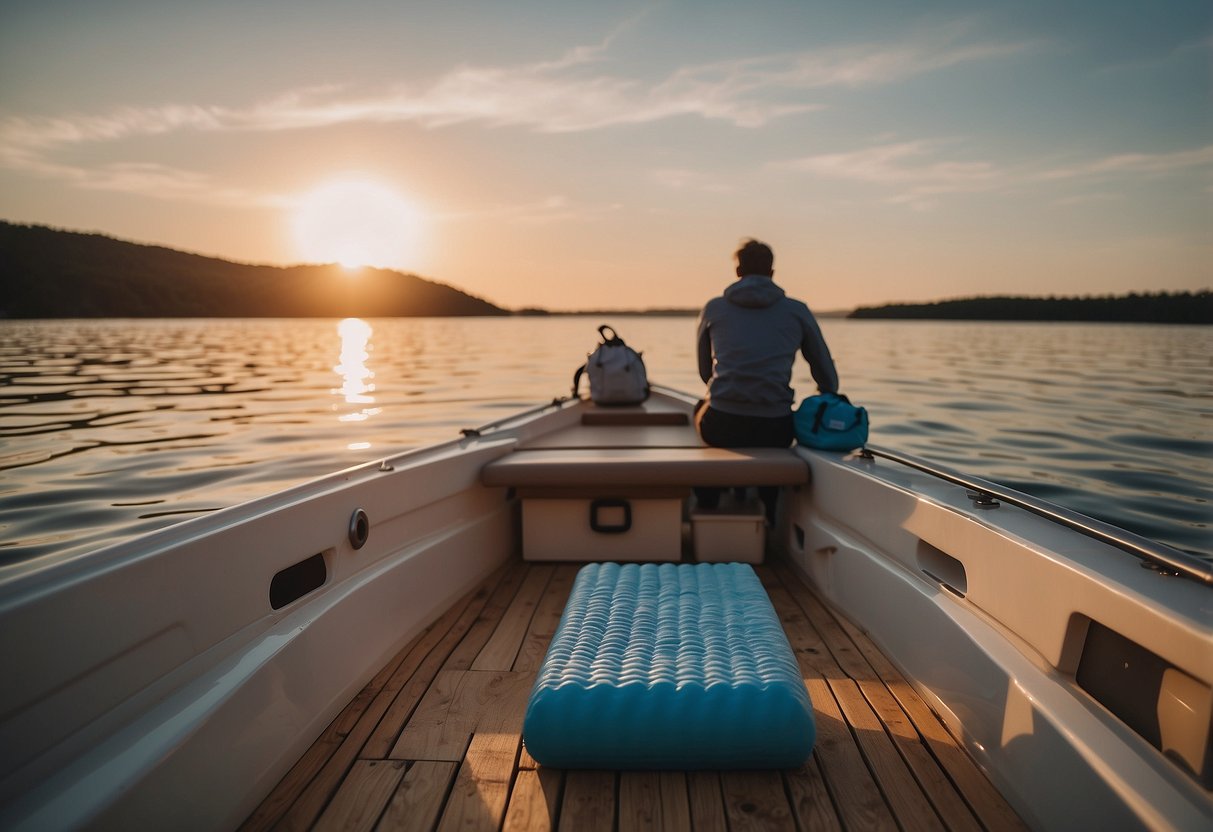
[1,384,1209,831]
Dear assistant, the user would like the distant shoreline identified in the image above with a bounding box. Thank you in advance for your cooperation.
[848,292,1212,325]
[3,221,1209,323]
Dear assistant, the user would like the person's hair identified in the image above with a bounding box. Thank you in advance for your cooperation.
[735,239,774,276]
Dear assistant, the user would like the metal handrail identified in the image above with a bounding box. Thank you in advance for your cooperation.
[861,444,1213,586]
[459,396,573,438]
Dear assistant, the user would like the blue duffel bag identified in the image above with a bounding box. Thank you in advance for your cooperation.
[794,392,869,451]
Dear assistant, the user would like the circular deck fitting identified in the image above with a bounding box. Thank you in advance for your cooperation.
[348,508,370,550]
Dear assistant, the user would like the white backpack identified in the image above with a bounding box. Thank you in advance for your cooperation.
[572,325,649,405]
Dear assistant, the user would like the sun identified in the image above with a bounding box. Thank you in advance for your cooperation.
[290,178,423,270]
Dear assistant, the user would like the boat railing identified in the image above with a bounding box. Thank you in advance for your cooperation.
[459,396,573,438]
[861,445,1213,586]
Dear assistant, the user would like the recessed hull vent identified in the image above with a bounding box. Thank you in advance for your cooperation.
[270,553,327,610]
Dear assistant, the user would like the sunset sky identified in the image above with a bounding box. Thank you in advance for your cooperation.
[1,1,1209,311]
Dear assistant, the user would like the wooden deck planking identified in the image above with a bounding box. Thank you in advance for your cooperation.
[375,761,458,832]
[245,558,1026,831]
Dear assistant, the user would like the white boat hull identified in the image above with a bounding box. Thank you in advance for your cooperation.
[1,388,1208,830]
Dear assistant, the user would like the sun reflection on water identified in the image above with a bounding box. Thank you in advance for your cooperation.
[334,318,381,437]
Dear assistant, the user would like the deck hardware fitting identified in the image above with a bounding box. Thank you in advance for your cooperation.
[460,428,481,438]
[858,448,876,460]
[377,460,394,472]
[966,490,1001,508]
[1140,561,1183,577]
[348,508,370,550]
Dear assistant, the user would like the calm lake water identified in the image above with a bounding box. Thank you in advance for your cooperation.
[1,317,1209,567]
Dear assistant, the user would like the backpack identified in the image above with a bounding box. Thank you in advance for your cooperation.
[794,392,869,451]
[572,325,650,405]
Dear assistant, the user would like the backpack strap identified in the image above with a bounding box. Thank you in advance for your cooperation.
[572,362,587,398]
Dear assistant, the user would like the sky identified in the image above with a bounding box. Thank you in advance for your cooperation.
[1,0,1209,312]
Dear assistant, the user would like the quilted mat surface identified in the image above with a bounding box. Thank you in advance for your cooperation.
[523,562,815,769]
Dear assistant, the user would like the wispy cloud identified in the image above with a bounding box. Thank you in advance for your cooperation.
[781,140,1213,209]
[1036,145,1213,180]
[1050,192,1124,208]
[436,194,621,225]
[651,168,733,193]
[0,25,1033,204]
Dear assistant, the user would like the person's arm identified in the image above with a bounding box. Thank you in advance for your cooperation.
[696,309,713,383]
[801,316,839,394]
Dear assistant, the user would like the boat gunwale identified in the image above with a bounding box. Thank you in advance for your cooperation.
[861,444,1212,585]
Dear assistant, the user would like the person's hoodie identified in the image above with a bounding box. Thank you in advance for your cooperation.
[696,274,838,418]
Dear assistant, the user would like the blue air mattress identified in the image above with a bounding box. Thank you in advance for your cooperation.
[523,562,815,769]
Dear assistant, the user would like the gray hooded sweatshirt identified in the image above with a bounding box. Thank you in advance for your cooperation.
[697,274,838,418]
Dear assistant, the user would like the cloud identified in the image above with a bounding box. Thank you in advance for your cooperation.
[651,168,733,193]
[435,194,622,225]
[1036,145,1213,180]
[781,140,1213,208]
[0,25,1034,205]
[1050,192,1124,208]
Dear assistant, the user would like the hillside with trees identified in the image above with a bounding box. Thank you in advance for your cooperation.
[849,292,1212,324]
[0,222,507,318]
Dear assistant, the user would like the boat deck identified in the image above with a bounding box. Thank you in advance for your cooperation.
[241,559,1027,831]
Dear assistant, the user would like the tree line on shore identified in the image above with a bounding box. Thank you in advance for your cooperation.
[2,221,1208,322]
[849,291,1211,324]
[0,222,506,318]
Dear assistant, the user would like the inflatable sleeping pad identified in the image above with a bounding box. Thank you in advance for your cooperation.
[523,562,815,769]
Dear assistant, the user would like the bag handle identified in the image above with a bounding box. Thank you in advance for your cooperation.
[598,324,623,345]
[812,393,865,433]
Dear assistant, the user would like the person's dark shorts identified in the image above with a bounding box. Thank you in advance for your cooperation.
[694,404,794,449]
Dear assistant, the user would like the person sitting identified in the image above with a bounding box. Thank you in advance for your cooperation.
[695,238,840,522]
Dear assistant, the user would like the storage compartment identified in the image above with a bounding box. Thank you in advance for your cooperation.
[522,497,683,562]
[692,497,766,564]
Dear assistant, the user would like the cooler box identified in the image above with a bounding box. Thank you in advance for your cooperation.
[692,497,765,563]
[522,497,682,562]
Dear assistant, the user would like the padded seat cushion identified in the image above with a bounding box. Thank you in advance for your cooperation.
[523,562,815,769]
[481,447,810,488]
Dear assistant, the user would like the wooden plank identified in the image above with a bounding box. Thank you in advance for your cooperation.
[890,675,1030,832]
[313,760,405,832]
[391,670,533,761]
[436,731,521,832]
[721,770,795,832]
[472,564,554,671]
[830,677,943,829]
[780,563,1028,832]
[238,736,342,832]
[363,571,513,759]
[502,768,562,832]
[658,772,692,831]
[243,581,488,832]
[333,625,434,737]
[512,563,578,672]
[757,573,845,681]
[855,676,983,832]
[376,760,458,832]
[784,755,843,832]
[768,562,876,682]
[253,557,1029,832]
[686,772,728,832]
[619,772,662,831]
[756,569,897,830]
[560,770,615,832]
[444,563,531,671]
[805,678,899,831]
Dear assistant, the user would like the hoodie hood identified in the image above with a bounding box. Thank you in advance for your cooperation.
[724,274,786,309]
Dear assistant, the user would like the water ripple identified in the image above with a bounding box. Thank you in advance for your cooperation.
[1,318,1210,565]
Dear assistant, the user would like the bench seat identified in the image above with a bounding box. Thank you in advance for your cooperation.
[522,562,816,769]
[481,447,810,488]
